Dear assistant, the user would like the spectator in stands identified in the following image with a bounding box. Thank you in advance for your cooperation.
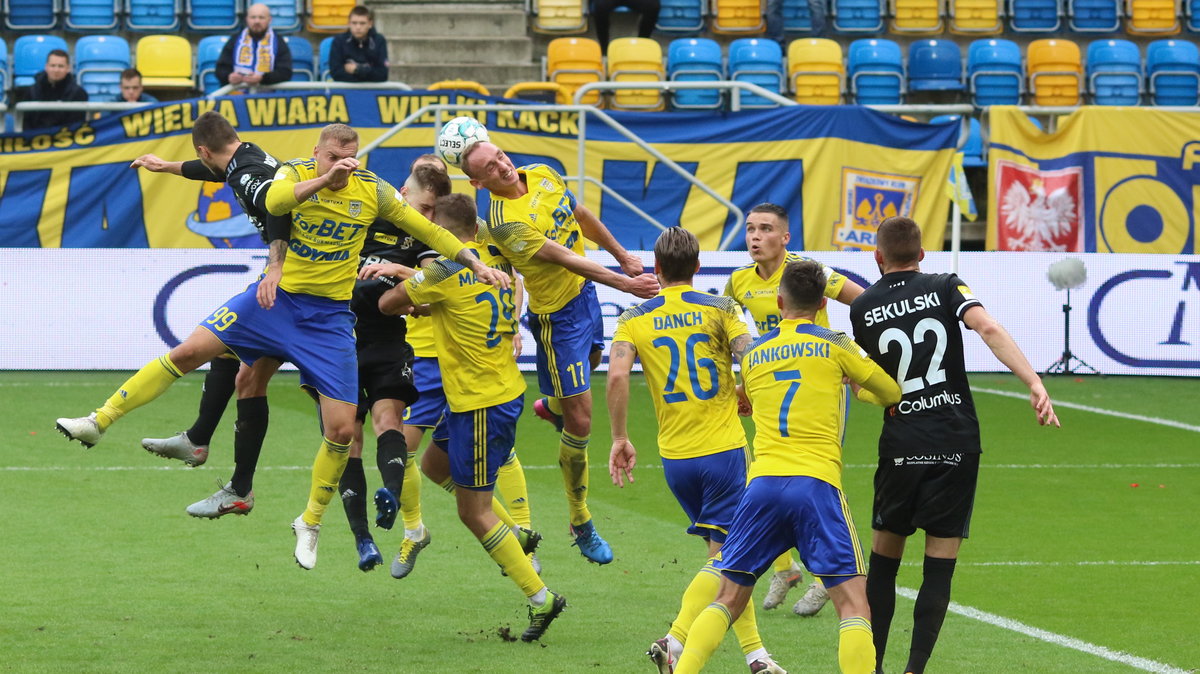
[216,3,294,87]
[591,0,660,55]
[20,49,89,131]
[765,0,825,47]
[330,6,390,82]
[120,68,159,104]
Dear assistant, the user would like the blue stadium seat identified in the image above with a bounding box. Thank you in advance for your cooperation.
[125,0,180,30]
[186,0,240,31]
[0,39,8,105]
[931,114,986,166]
[75,35,131,102]
[1188,0,1200,30]
[196,34,228,94]
[655,0,705,33]
[13,34,69,87]
[1087,39,1142,105]
[318,36,334,81]
[831,0,885,31]
[847,38,903,104]
[729,38,785,108]
[64,0,120,30]
[667,38,725,109]
[782,0,815,31]
[286,35,314,81]
[1068,0,1121,30]
[908,39,964,91]
[5,0,60,29]
[1146,39,1200,105]
[260,0,300,31]
[968,38,1022,105]
[1008,0,1061,30]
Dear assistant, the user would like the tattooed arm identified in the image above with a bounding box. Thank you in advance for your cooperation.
[256,238,288,309]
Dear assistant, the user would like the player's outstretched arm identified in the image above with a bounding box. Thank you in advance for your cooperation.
[358,262,418,281]
[606,340,639,487]
[836,279,866,305]
[378,282,415,316]
[963,306,1061,427]
[461,253,511,290]
[532,239,659,299]
[264,157,359,215]
[852,366,903,407]
[131,154,187,176]
[574,204,645,277]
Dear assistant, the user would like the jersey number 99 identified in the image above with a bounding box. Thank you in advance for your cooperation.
[205,307,238,332]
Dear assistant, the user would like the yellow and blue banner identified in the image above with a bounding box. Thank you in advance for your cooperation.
[0,91,958,251]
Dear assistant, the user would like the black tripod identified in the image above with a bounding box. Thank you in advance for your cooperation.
[1046,289,1100,376]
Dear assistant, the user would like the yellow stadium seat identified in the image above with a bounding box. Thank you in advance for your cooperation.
[429,80,493,96]
[504,81,573,104]
[712,0,766,33]
[948,0,1002,32]
[606,37,665,110]
[547,37,605,105]
[890,0,945,32]
[533,0,588,33]
[788,38,843,104]
[136,35,194,89]
[306,0,355,32]
[1125,0,1180,33]
[1027,38,1082,105]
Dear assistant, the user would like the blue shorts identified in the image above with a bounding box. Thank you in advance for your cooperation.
[200,282,358,404]
[526,281,605,398]
[431,395,525,491]
[716,476,866,588]
[662,447,748,543]
[404,356,446,428]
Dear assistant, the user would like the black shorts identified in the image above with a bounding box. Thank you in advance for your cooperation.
[872,453,979,539]
[356,340,419,420]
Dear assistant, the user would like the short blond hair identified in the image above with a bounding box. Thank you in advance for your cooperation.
[319,123,358,147]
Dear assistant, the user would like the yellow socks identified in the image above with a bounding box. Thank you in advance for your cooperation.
[400,450,423,531]
[480,521,545,598]
[546,396,564,416]
[497,450,532,529]
[669,557,722,643]
[773,551,796,574]
[838,617,876,674]
[437,477,519,530]
[96,354,183,430]
[301,437,350,526]
[731,600,763,656]
[559,430,591,526]
[675,603,733,674]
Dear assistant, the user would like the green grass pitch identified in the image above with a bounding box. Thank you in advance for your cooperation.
[2,371,1197,672]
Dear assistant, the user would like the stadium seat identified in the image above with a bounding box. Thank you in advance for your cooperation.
[260,0,301,32]
[64,0,120,30]
[907,39,964,91]
[949,0,1004,32]
[0,39,8,105]
[136,34,194,89]
[711,0,766,33]
[667,37,725,109]
[75,35,131,102]
[318,35,333,81]
[532,0,588,32]
[656,0,706,33]
[504,81,572,103]
[847,38,904,104]
[1008,0,1061,30]
[12,34,69,87]
[429,80,493,96]
[889,0,944,32]
[728,37,785,107]
[968,37,1022,105]
[930,114,986,166]
[125,0,179,30]
[1068,0,1121,30]
[1146,38,1200,105]
[285,35,314,81]
[1087,39,1142,105]
[547,36,604,105]
[186,0,240,31]
[782,0,816,31]
[196,34,228,93]
[787,37,843,104]
[4,0,59,29]
[1188,0,1200,29]
[832,0,885,31]
[1125,0,1180,33]
[606,37,665,110]
[306,0,353,32]
[1027,38,1082,105]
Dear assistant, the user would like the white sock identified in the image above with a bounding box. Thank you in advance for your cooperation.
[745,647,769,665]
[665,634,684,659]
[529,587,548,607]
[404,525,426,540]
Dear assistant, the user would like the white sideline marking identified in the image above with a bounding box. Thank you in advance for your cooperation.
[894,587,1189,673]
[974,386,1200,434]
[902,560,1200,568]
[7,462,1200,471]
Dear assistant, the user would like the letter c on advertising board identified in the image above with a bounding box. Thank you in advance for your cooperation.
[153,265,251,348]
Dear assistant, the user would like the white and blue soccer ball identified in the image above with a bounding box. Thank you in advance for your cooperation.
[435,116,490,168]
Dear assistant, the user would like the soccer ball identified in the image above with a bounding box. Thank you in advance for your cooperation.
[435,116,490,168]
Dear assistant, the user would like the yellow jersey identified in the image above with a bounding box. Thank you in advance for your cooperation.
[724,252,848,334]
[742,318,899,488]
[404,315,436,358]
[266,160,467,301]
[404,242,524,412]
[485,164,584,315]
[612,286,750,460]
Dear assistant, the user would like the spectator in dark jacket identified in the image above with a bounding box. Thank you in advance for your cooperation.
[216,2,293,87]
[120,68,159,104]
[21,49,89,130]
[330,6,390,82]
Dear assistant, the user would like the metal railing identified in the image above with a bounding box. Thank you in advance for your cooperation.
[206,80,415,98]
[10,101,151,132]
